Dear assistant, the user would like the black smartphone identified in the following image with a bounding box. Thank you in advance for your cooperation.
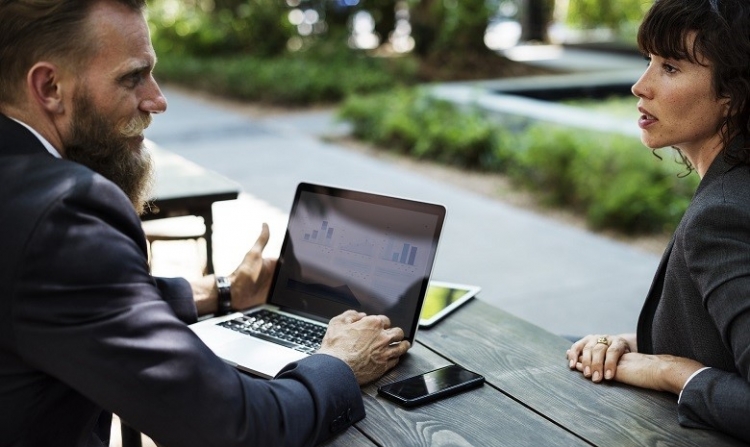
[377,364,485,407]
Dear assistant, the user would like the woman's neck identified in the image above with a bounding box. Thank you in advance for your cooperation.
[680,135,724,178]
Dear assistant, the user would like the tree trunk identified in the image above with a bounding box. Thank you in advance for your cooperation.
[520,0,553,43]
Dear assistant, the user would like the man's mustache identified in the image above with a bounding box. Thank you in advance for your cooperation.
[120,114,152,138]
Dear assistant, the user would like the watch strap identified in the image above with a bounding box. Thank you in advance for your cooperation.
[215,275,232,316]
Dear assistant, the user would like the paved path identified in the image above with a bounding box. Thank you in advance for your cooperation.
[145,77,663,338]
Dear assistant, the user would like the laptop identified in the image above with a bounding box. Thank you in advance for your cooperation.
[190,182,446,378]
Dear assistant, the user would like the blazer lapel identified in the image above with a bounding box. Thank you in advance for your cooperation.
[636,236,674,354]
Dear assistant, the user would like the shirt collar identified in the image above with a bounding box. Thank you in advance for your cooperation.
[9,117,62,159]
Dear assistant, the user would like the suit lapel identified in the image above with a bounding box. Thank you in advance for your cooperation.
[636,236,674,354]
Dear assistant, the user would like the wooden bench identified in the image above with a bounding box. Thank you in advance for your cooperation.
[141,141,240,274]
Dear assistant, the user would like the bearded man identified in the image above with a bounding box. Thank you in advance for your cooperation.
[0,1,410,446]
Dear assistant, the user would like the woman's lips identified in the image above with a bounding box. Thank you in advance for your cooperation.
[638,107,657,129]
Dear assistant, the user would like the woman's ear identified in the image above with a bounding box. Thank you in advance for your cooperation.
[719,90,736,117]
[27,62,66,115]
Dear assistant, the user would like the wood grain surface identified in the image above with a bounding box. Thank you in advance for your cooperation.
[416,299,746,447]
[327,344,588,447]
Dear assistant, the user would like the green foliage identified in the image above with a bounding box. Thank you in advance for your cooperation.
[510,123,698,233]
[339,89,699,234]
[148,0,293,57]
[566,0,653,31]
[154,46,417,105]
[148,0,491,60]
[512,124,587,206]
[407,0,494,56]
[433,0,494,54]
[520,126,697,233]
[339,89,510,170]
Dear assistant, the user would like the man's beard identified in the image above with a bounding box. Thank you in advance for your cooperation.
[64,90,154,215]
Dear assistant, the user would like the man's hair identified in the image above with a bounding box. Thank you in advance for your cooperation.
[0,0,146,106]
[638,0,750,165]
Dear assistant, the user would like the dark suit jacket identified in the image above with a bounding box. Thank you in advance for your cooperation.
[0,114,364,447]
[637,147,750,443]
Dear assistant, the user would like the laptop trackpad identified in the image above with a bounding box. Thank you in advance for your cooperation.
[215,337,309,379]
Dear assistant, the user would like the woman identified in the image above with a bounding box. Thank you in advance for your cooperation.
[566,0,750,442]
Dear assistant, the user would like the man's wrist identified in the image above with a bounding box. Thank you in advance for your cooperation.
[215,275,232,315]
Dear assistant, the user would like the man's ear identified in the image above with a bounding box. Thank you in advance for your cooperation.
[27,62,66,115]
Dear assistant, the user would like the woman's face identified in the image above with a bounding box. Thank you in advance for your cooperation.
[631,32,728,172]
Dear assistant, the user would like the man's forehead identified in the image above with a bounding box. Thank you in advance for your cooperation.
[83,1,154,74]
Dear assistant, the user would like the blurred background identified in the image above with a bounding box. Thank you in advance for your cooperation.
[146,0,693,244]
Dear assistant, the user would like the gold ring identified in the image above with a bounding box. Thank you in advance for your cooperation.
[596,336,610,346]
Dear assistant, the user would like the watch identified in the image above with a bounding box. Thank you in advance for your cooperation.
[215,275,232,316]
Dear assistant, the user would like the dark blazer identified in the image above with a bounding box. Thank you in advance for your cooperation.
[637,147,750,443]
[0,114,364,447]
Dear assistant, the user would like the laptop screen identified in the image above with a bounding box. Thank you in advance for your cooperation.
[268,183,446,341]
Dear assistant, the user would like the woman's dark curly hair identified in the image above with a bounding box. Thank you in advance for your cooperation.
[638,0,750,167]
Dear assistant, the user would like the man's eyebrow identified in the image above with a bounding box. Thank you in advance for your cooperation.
[117,61,153,81]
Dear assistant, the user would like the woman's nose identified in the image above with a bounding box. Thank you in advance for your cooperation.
[631,70,651,99]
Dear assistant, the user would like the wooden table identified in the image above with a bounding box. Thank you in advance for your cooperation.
[141,142,240,274]
[323,299,747,447]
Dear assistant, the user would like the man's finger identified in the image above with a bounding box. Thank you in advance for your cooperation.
[388,340,411,358]
[386,327,405,344]
[338,310,364,324]
[251,223,270,251]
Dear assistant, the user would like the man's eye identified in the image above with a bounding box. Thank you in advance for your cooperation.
[663,64,677,73]
[124,73,144,88]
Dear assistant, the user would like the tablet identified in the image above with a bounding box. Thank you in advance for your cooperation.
[419,281,481,328]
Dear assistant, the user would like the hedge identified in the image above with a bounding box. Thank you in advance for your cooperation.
[338,88,699,234]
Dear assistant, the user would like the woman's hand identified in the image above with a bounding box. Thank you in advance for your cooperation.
[566,333,636,383]
[567,334,705,394]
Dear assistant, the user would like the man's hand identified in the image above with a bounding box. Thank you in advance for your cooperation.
[317,310,411,385]
[228,223,277,310]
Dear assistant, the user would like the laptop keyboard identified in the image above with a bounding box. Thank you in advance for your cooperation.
[217,309,326,354]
